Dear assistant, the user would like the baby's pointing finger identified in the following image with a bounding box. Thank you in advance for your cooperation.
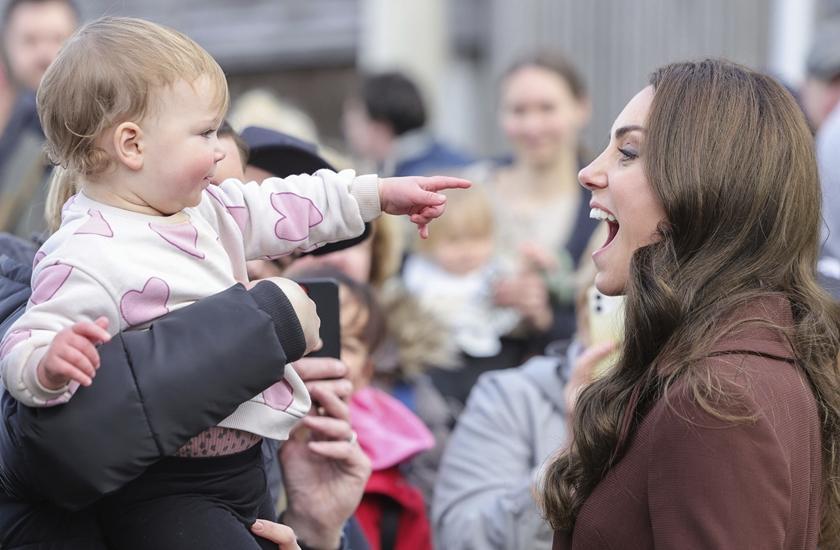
[421,177,472,192]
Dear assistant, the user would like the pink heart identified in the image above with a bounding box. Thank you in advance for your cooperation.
[74,209,113,237]
[149,221,205,259]
[32,251,46,270]
[120,277,171,326]
[262,380,294,411]
[205,185,225,206]
[226,205,249,235]
[0,329,31,359]
[270,192,324,242]
[31,263,73,305]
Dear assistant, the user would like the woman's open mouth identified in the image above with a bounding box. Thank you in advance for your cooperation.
[590,207,619,250]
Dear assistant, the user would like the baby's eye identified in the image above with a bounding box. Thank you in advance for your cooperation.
[202,128,218,138]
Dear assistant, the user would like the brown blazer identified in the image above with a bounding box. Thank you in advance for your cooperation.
[554,296,822,549]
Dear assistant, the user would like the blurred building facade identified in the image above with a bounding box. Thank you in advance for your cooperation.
[71,0,826,157]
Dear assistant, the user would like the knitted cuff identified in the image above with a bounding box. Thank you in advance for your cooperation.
[248,281,306,363]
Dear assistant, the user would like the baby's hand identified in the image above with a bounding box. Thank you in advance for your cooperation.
[37,317,110,390]
[378,176,472,238]
[261,277,323,355]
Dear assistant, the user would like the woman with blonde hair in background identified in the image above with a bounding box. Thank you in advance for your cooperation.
[541,59,840,548]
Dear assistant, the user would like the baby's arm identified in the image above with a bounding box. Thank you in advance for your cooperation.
[204,171,471,259]
[1,261,120,407]
[205,170,378,260]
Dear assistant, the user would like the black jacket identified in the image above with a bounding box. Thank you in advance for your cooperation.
[0,235,306,544]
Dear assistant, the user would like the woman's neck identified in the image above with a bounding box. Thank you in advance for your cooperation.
[512,146,579,196]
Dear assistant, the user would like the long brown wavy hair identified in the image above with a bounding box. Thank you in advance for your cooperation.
[539,59,840,545]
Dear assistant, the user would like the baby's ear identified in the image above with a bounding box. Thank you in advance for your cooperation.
[112,122,144,171]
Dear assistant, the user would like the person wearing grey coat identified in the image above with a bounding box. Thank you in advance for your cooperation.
[431,350,570,550]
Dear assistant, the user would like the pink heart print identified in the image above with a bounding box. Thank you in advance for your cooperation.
[149,221,205,259]
[32,251,46,270]
[30,263,73,305]
[262,380,295,411]
[205,186,250,235]
[226,206,249,235]
[205,185,225,206]
[271,192,324,241]
[74,209,114,237]
[120,277,171,326]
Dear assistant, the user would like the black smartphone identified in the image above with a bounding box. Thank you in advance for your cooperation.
[294,278,341,359]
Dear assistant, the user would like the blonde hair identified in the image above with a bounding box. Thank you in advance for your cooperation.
[228,88,319,144]
[415,185,493,254]
[369,215,404,288]
[37,16,229,178]
[44,166,78,233]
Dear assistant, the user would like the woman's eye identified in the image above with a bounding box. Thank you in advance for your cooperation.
[618,147,638,162]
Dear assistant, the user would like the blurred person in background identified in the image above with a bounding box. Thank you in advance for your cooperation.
[402,184,522,407]
[805,21,840,296]
[292,267,434,550]
[800,20,840,133]
[342,71,473,177]
[229,88,320,145]
[463,53,600,371]
[285,211,460,507]
[432,273,615,550]
[0,0,77,237]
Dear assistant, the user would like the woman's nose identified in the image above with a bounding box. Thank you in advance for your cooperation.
[578,155,606,190]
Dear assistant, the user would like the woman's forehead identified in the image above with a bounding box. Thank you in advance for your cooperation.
[610,86,654,137]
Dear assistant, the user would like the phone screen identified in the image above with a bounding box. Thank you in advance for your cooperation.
[294,278,341,359]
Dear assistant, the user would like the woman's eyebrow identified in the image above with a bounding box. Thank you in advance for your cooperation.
[612,125,645,141]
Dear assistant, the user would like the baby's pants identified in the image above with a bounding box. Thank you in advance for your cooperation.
[98,444,276,550]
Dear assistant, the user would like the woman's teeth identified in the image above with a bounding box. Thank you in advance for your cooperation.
[590,207,617,223]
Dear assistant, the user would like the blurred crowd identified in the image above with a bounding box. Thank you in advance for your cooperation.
[1,1,839,549]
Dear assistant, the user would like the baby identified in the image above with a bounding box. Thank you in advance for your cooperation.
[0,16,467,548]
[403,184,518,357]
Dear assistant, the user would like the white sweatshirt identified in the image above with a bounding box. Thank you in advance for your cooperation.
[0,170,380,441]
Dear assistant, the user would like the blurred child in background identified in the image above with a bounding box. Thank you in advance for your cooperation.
[298,266,434,550]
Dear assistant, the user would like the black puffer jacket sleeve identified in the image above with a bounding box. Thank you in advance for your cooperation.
[1,281,306,511]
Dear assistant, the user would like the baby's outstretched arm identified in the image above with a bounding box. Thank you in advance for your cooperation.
[37,317,110,390]
[378,176,472,238]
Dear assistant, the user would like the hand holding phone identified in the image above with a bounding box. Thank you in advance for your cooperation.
[294,278,341,359]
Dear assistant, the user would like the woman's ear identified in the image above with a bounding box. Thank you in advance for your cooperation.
[112,122,144,171]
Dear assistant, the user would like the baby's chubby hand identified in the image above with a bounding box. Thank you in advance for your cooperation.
[260,277,323,355]
[378,176,472,238]
[37,317,110,390]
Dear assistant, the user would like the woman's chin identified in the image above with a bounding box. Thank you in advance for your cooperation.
[594,272,626,297]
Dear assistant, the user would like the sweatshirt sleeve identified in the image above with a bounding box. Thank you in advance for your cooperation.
[647,386,791,548]
[432,369,562,550]
[0,262,120,407]
[200,170,380,260]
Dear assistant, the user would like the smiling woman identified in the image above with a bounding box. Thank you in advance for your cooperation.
[540,59,840,549]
